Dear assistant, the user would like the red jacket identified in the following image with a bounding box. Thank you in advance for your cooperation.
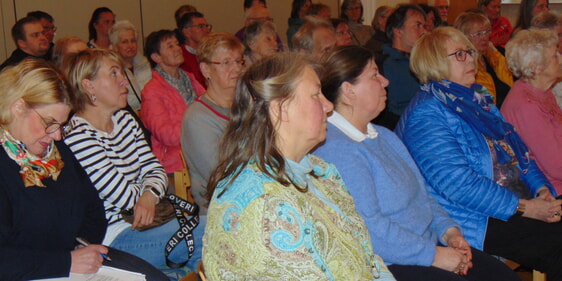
[180,45,206,88]
[141,69,205,173]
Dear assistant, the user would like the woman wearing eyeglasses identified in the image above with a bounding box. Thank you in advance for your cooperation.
[396,27,562,279]
[0,59,167,281]
[455,12,513,109]
[181,32,244,215]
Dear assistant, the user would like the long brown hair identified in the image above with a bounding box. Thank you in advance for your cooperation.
[206,53,315,199]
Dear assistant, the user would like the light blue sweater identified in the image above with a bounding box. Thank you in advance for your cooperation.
[313,118,458,266]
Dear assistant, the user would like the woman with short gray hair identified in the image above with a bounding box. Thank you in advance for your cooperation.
[109,20,151,110]
[502,28,562,198]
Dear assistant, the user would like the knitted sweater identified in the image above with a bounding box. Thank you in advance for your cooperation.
[314,115,457,266]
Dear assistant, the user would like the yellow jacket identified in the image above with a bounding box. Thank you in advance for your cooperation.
[476,47,514,104]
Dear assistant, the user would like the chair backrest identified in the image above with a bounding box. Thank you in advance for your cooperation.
[198,261,206,281]
[174,152,194,203]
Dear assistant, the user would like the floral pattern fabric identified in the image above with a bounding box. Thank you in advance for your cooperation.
[203,155,394,281]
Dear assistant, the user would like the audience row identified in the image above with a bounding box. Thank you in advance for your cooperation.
[1,0,562,280]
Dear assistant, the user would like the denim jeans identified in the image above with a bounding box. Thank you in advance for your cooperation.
[110,215,206,271]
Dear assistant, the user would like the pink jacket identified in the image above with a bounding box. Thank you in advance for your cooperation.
[141,69,205,173]
[501,80,562,195]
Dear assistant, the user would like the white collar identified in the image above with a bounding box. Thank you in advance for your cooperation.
[184,44,197,55]
[328,111,378,142]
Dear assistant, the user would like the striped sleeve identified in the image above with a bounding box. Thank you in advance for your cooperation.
[64,110,167,225]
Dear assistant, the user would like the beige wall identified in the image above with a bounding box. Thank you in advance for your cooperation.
[0,0,340,62]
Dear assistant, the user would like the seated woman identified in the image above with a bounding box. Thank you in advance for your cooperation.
[513,0,550,35]
[181,32,244,215]
[531,11,562,109]
[0,59,166,281]
[478,0,512,54]
[331,18,354,47]
[365,5,393,53]
[455,12,513,108]
[203,53,395,281]
[314,45,519,281]
[395,27,562,279]
[109,20,152,111]
[63,50,205,279]
[141,30,205,175]
[340,0,374,46]
[87,7,115,49]
[243,20,279,65]
[501,29,562,196]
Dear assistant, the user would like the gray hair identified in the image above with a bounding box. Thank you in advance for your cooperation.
[506,28,558,79]
[109,20,137,46]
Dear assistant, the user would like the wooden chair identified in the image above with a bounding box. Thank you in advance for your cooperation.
[198,261,206,281]
[180,271,198,281]
[504,259,546,281]
[173,152,195,203]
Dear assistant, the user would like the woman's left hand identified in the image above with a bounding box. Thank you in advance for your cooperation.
[131,191,158,230]
[443,227,473,275]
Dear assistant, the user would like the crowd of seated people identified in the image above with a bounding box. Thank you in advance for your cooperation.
[1,1,562,280]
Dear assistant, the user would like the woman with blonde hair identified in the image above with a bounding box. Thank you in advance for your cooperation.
[64,49,204,280]
[181,32,244,215]
[316,44,519,281]
[396,27,562,280]
[455,11,513,108]
[0,58,166,280]
[203,53,395,280]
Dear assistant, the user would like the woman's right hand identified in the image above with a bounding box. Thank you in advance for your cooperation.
[521,198,562,223]
[432,246,470,274]
[70,245,107,273]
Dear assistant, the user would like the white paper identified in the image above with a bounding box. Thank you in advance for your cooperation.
[32,265,146,281]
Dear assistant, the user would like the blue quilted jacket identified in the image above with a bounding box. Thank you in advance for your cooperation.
[395,87,553,250]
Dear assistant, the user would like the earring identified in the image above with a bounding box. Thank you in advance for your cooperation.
[90,94,97,103]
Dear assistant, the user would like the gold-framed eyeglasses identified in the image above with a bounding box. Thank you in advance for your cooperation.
[467,29,491,38]
[209,59,245,67]
[30,107,64,134]
[447,49,476,62]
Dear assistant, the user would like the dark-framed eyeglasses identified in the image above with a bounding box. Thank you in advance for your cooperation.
[30,107,64,134]
[209,59,245,67]
[186,24,212,30]
[447,49,476,62]
[467,29,491,39]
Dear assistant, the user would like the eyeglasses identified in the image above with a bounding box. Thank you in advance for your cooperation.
[186,24,212,30]
[447,49,476,62]
[43,25,57,32]
[31,107,64,134]
[467,29,491,38]
[209,59,245,67]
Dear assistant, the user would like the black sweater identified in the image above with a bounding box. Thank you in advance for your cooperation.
[0,141,107,281]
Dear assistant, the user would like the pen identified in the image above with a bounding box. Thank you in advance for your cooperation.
[75,237,112,262]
